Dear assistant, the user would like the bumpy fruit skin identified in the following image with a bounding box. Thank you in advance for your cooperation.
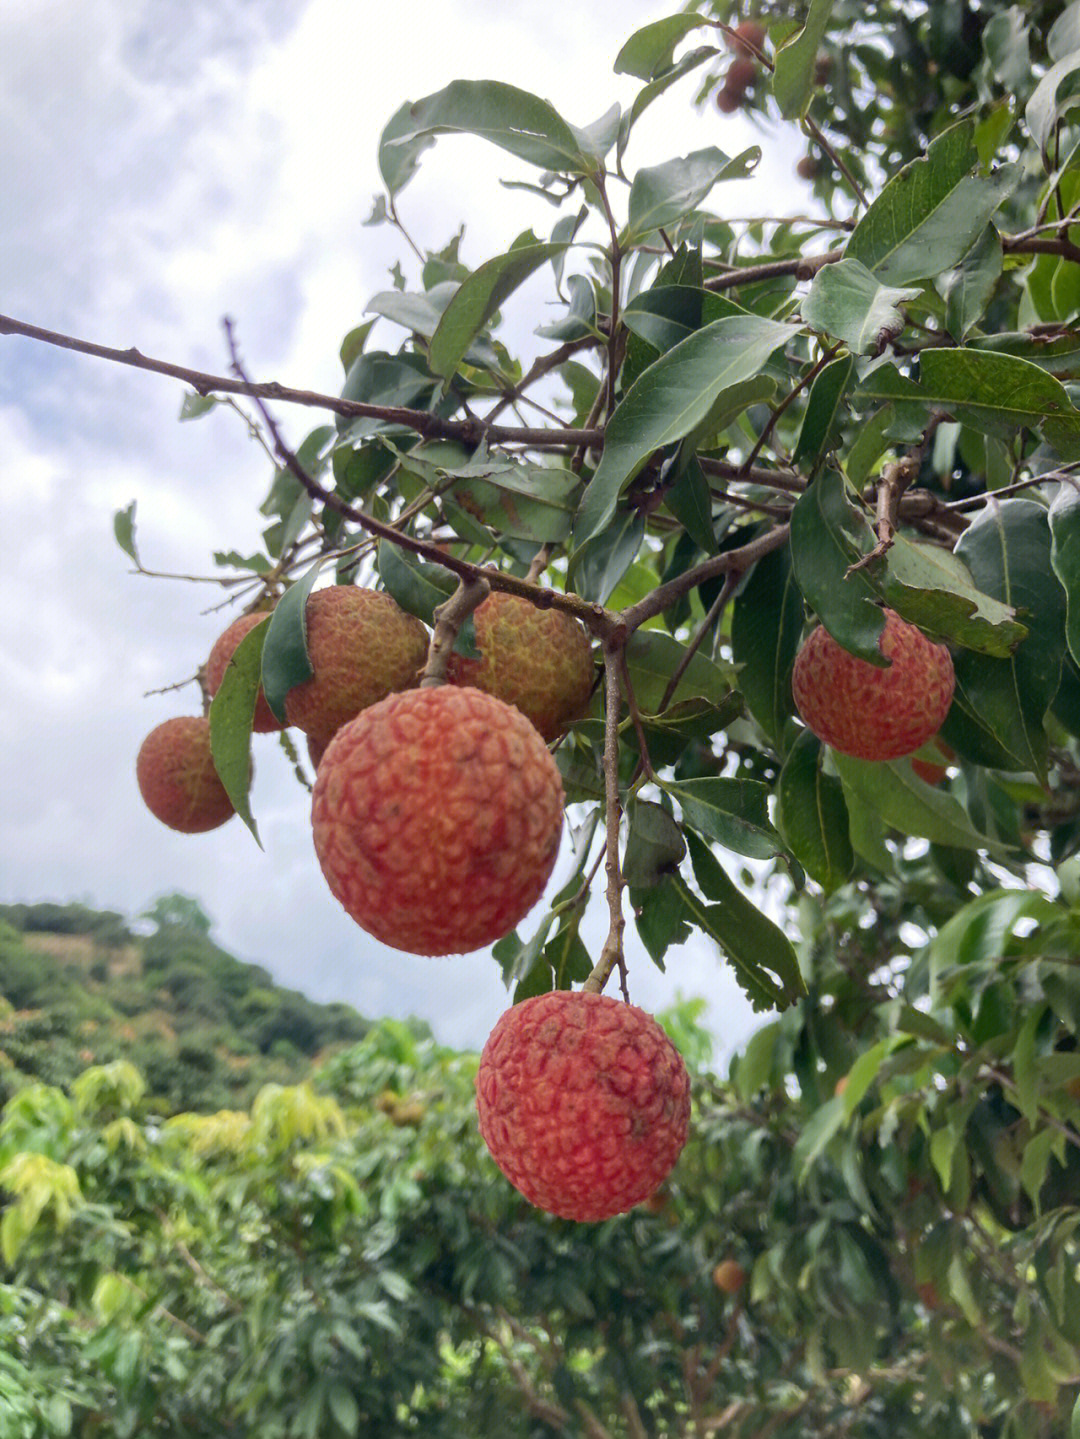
[205,612,282,733]
[312,686,563,956]
[475,990,691,1222]
[136,716,235,833]
[285,586,429,747]
[791,609,955,761]
[446,593,594,741]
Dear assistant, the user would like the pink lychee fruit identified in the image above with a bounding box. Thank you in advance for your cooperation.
[791,609,955,761]
[446,592,594,741]
[284,586,429,749]
[136,716,236,833]
[311,685,563,955]
[475,989,691,1222]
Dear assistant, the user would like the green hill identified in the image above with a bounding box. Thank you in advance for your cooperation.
[0,896,370,1112]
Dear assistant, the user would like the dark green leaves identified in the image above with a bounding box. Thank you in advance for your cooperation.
[772,0,835,119]
[574,313,794,544]
[777,732,853,891]
[261,562,324,724]
[666,778,783,860]
[943,500,1067,780]
[622,801,686,888]
[428,240,569,378]
[731,544,803,746]
[1050,482,1080,668]
[846,120,1017,284]
[789,474,885,664]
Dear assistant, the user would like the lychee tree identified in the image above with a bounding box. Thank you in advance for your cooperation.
[7,0,1080,1428]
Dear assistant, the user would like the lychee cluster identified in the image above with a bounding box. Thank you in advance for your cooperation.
[475,989,691,1221]
[791,608,955,761]
[716,20,766,113]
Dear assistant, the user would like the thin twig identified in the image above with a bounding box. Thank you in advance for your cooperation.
[584,643,627,998]
[420,575,492,686]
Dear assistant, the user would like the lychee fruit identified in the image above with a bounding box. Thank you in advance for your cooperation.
[791,609,955,761]
[446,592,594,741]
[712,1259,748,1294]
[725,54,758,95]
[284,586,429,748]
[205,612,282,733]
[136,716,236,833]
[729,20,766,56]
[311,685,564,955]
[716,85,743,114]
[475,989,691,1222]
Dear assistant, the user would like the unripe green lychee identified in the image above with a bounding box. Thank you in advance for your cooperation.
[446,593,594,741]
[205,612,282,733]
[136,716,235,833]
[311,686,563,955]
[475,990,691,1222]
[284,586,429,748]
[791,609,954,761]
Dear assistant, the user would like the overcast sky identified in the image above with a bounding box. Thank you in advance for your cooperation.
[1,0,806,1057]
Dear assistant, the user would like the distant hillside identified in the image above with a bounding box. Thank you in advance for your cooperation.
[0,896,370,1112]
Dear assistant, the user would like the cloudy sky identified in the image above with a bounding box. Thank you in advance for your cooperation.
[1,0,804,1057]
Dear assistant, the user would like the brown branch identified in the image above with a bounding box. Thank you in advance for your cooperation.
[741,342,842,473]
[697,456,806,495]
[703,248,842,292]
[420,575,491,686]
[584,643,627,998]
[846,456,917,575]
[621,524,789,633]
[0,312,602,451]
[658,573,739,715]
[804,116,868,209]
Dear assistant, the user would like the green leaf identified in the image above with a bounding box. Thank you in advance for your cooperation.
[942,500,1067,780]
[569,509,646,605]
[792,1095,846,1179]
[376,537,456,627]
[1026,51,1080,156]
[451,463,581,542]
[622,629,735,713]
[617,47,719,166]
[802,258,921,354]
[208,623,262,845]
[261,560,325,724]
[772,0,835,119]
[379,80,593,182]
[113,501,139,564]
[666,777,784,860]
[793,354,854,468]
[846,120,1018,284]
[776,730,854,891]
[882,534,1027,656]
[622,284,705,353]
[731,543,803,746]
[429,240,569,378]
[326,1382,360,1438]
[573,313,794,544]
[944,226,1003,340]
[857,348,1080,461]
[535,273,597,341]
[1049,482,1080,669]
[833,754,1006,853]
[664,458,716,555]
[622,801,686,888]
[614,14,708,79]
[983,9,1031,94]
[788,472,886,665]
[178,391,218,421]
[623,147,760,245]
[676,833,805,1011]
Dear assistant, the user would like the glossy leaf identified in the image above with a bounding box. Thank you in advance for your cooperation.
[846,120,1018,284]
[802,258,920,354]
[789,472,885,664]
[622,629,735,713]
[568,509,646,605]
[882,535,1027,656]
[208,623,262,845]
[623,147,760,245]
[574,313,794,544]
[428,240,569,378]
[772,0,835,119]
[666,777,783,860]
[375,538,456,629]
[616,47,718,165]
[777,731,854,891]
[113,502,139,564]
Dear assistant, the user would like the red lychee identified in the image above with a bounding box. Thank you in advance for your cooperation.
[446,592,594,741]
[716,85,743,113]
[475,990,691,1222]
[205,612,282,734]
[725,54,758,94]
[791,609,955,761]
[712,1258,748,1294]
[311,686,564,956]
[136,716,236,833]
[284,586,429,748]
[729,20,766,56]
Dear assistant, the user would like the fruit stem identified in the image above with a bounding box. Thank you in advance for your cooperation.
[419,575,491,688]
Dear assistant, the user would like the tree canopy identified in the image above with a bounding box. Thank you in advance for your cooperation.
[6,0,1080,1433]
